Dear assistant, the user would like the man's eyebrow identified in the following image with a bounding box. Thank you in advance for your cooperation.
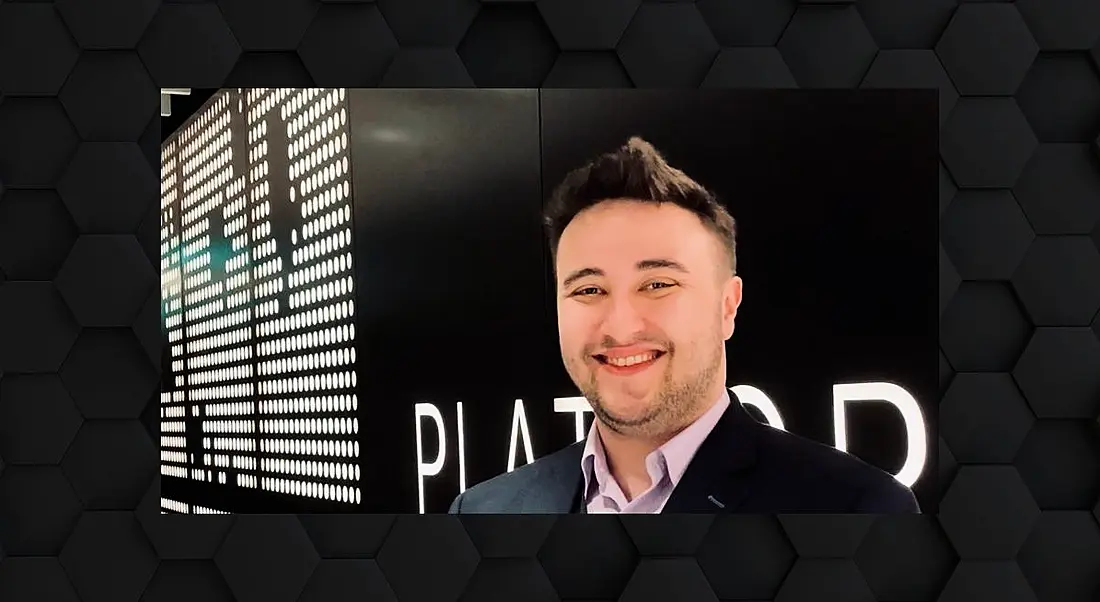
[561,267,604,288]
[636,258,689,273]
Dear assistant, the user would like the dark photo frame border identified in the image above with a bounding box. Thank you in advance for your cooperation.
[0,2,1099,601]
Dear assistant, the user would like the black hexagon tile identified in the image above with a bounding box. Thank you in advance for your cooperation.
[0,3,79,95]
[537,0,639,50]
[616,3,719,87]
[941,190,1034,281]
[856,0,957,49]
[143,561,235,602]
[381,49,474,88]
[1017,54,1100,143]
[937,561,1039,602]
[56,0,159,49]
[0,374,83,465]
[1016,0,1100,51]
[1012,237,1100,327]
[138,115,160,173]
[0,189,78,280]
[940,282,1033,372]
[619,515,714,556]
[619,558,717,602]
[61,420,155,510]
[0,283,80,374]
[939,436,960,497]
[298,560,397,602]
[1015,144,1100,235]
[297,514,396,559]
[58,51,159,142]
[542,51,633,87]
[297,4,398,86]
[139,393,158,444]
[1015,419,1100,509]
[376,516,479,602]
[60,329,160,420]
[1094,305,1100,350]
[537,516,637,600]
[59,511,159,602]
[58,142,157,233]
[1018,512,1100,602]
[0,467,82,556]
[217,0,319,50]
[459,558,560,602]
[935,3,1039,96]
[55,236,156,327]
[459,514,556,557]
[940,162,957,217]
[939,347,954,396]
[940,244,961,317]
[774,559,874,602]
[697,516,794,600]
[214,516,320,602]
[131,292,162,366]
[696,0,797,47]
[137,3,241,87]
[0,98,80,187]
[855,515,957,601]
[225,52,315,88]
[938,466,1040,559]
[940,373,1036,463]
[458,3,559,87]
[377,0,482,47]
[702,47,797,88]
[136,477,236,560]
[0,558,81,602]
[941,98,1038,189]
[861,50,958,125]
[778,514,875,558]
[777,5,878,88]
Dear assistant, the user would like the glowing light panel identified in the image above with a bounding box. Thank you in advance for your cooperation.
[160,88,360,513]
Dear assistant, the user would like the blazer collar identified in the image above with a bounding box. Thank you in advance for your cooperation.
[554,392,761,514]
[660,392,761,513]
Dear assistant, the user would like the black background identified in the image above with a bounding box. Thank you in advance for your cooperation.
[1,2,1099,601]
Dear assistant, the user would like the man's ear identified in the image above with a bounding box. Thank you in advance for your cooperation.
[722,276,743,341]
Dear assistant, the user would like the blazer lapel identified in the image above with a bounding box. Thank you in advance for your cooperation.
[521,441,585,513]
[662,396,761,513]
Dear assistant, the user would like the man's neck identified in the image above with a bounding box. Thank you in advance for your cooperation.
[596,388,724,501]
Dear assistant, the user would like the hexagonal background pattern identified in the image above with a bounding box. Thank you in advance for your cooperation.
[935,3,1039,96]
[1015,144,1100,236]
[1016,54,1100,143]
[2,2,1100,600]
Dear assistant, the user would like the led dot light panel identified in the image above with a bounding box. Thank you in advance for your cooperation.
[160,89,360,514]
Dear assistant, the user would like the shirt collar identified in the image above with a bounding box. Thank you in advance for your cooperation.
[581,389,731,497]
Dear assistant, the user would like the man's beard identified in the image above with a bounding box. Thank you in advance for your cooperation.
[575,341,723,441]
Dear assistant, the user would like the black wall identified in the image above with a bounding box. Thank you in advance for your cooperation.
[346,89,939,513]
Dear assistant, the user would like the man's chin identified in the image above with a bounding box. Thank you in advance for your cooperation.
[591,397,658,429]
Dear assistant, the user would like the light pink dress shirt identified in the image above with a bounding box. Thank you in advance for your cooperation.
[580,391,730,514]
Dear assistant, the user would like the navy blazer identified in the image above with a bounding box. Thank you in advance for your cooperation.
[449,394,920,514]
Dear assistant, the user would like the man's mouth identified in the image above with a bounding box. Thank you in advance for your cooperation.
[592,350,666,374]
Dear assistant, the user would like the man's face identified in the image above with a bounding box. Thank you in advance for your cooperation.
[555,200,743,441]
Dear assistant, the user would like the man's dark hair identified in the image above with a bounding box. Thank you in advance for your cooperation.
[544,137,738,275]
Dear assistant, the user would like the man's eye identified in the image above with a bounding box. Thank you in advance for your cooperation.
[644,281,675,291]
[572,287,601,296]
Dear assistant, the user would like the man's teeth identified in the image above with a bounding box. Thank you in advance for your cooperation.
[607,352,658,367]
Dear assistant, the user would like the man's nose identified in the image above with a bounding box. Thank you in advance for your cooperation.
[600,294,647,342]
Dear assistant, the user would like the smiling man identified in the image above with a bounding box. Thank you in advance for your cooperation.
[450,137,919,514]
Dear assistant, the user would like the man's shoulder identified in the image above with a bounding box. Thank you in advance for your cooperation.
[450,442,583,513]
[749,421,919,512]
